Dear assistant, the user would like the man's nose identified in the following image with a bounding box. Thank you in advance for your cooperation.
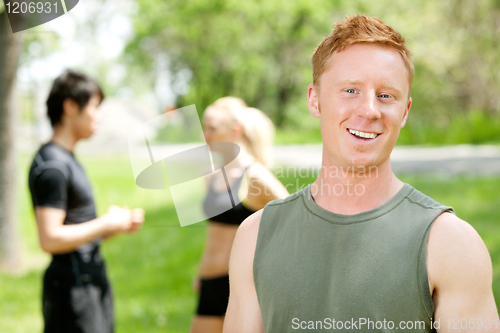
[357,92,381,120]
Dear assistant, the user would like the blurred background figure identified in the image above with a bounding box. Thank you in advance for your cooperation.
[28,70,144,333]
[190,97,289,333]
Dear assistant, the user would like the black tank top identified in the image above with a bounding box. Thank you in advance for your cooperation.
[202,166,255,225]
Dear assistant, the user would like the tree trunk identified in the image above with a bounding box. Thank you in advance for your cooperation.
[0,9,22,272]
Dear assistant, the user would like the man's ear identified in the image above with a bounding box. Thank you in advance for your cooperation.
[401,97,412,128]
[307,84,320,118]
[62,98,80,119]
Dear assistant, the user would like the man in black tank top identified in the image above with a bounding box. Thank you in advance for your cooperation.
[28,70,145,333]
[223,16,499,333]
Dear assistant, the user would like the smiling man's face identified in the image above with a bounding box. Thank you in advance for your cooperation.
[308,43,412,169]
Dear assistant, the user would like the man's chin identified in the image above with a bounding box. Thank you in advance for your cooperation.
[345,154,382,170]
[348,161,378,171]
[82,130,95,139]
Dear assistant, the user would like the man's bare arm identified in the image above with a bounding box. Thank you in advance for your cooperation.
[223,210,264,333]
[428,213,499,332]
[35,205,144,254]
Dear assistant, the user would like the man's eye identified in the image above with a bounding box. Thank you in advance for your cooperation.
[379,94,391,98]
[346,89,356,94]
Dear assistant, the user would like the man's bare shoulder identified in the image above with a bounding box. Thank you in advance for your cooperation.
[229,210,264,286]
[236,209,264,244]
[429,212,486,254]
[226,209,265,332]
[427,212,492,291]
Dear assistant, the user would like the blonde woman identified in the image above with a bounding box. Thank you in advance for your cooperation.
[190,97,289,333]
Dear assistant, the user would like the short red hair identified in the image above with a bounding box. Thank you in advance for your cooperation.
[312,15,414,96]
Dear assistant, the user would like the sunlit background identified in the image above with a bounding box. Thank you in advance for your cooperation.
[10,0,500,148]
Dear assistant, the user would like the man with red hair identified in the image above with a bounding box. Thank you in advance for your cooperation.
[223,15,499,333]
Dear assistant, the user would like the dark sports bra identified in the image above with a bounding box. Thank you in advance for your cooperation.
[202,166,256,225]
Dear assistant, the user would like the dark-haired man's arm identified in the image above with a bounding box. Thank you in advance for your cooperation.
[35,205,143,254]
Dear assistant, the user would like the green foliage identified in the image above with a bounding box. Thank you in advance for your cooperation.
[19,27,60,66]
[398,110,500,145]
[275,125,322,145]
[126,0,500,143]
[127,0,343,126]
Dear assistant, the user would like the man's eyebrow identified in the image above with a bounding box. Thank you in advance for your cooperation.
[381,84,403,97]
[338,80,362,86]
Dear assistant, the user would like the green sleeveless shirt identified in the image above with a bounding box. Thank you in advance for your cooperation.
[254,183,454,332]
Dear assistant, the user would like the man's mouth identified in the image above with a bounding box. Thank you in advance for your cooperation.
[348,128,379,140]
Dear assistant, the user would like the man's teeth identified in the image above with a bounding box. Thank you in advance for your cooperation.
[348,129,378,139]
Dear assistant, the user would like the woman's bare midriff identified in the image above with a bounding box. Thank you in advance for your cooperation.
[197,164,269,278]
[198,221,240,278]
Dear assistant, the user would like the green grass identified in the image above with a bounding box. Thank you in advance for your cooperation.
[398,110,500,146]
[274,126,322,145]
[1,154,500,332]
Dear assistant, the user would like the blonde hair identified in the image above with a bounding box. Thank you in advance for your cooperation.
[312,15,414,95]
[207,97,275,166]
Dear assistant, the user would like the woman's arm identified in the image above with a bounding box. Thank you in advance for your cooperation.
[245,163,289,210]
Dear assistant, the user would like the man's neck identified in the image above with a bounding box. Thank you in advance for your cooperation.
[311,152,404,215]
[50,125,78,153]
